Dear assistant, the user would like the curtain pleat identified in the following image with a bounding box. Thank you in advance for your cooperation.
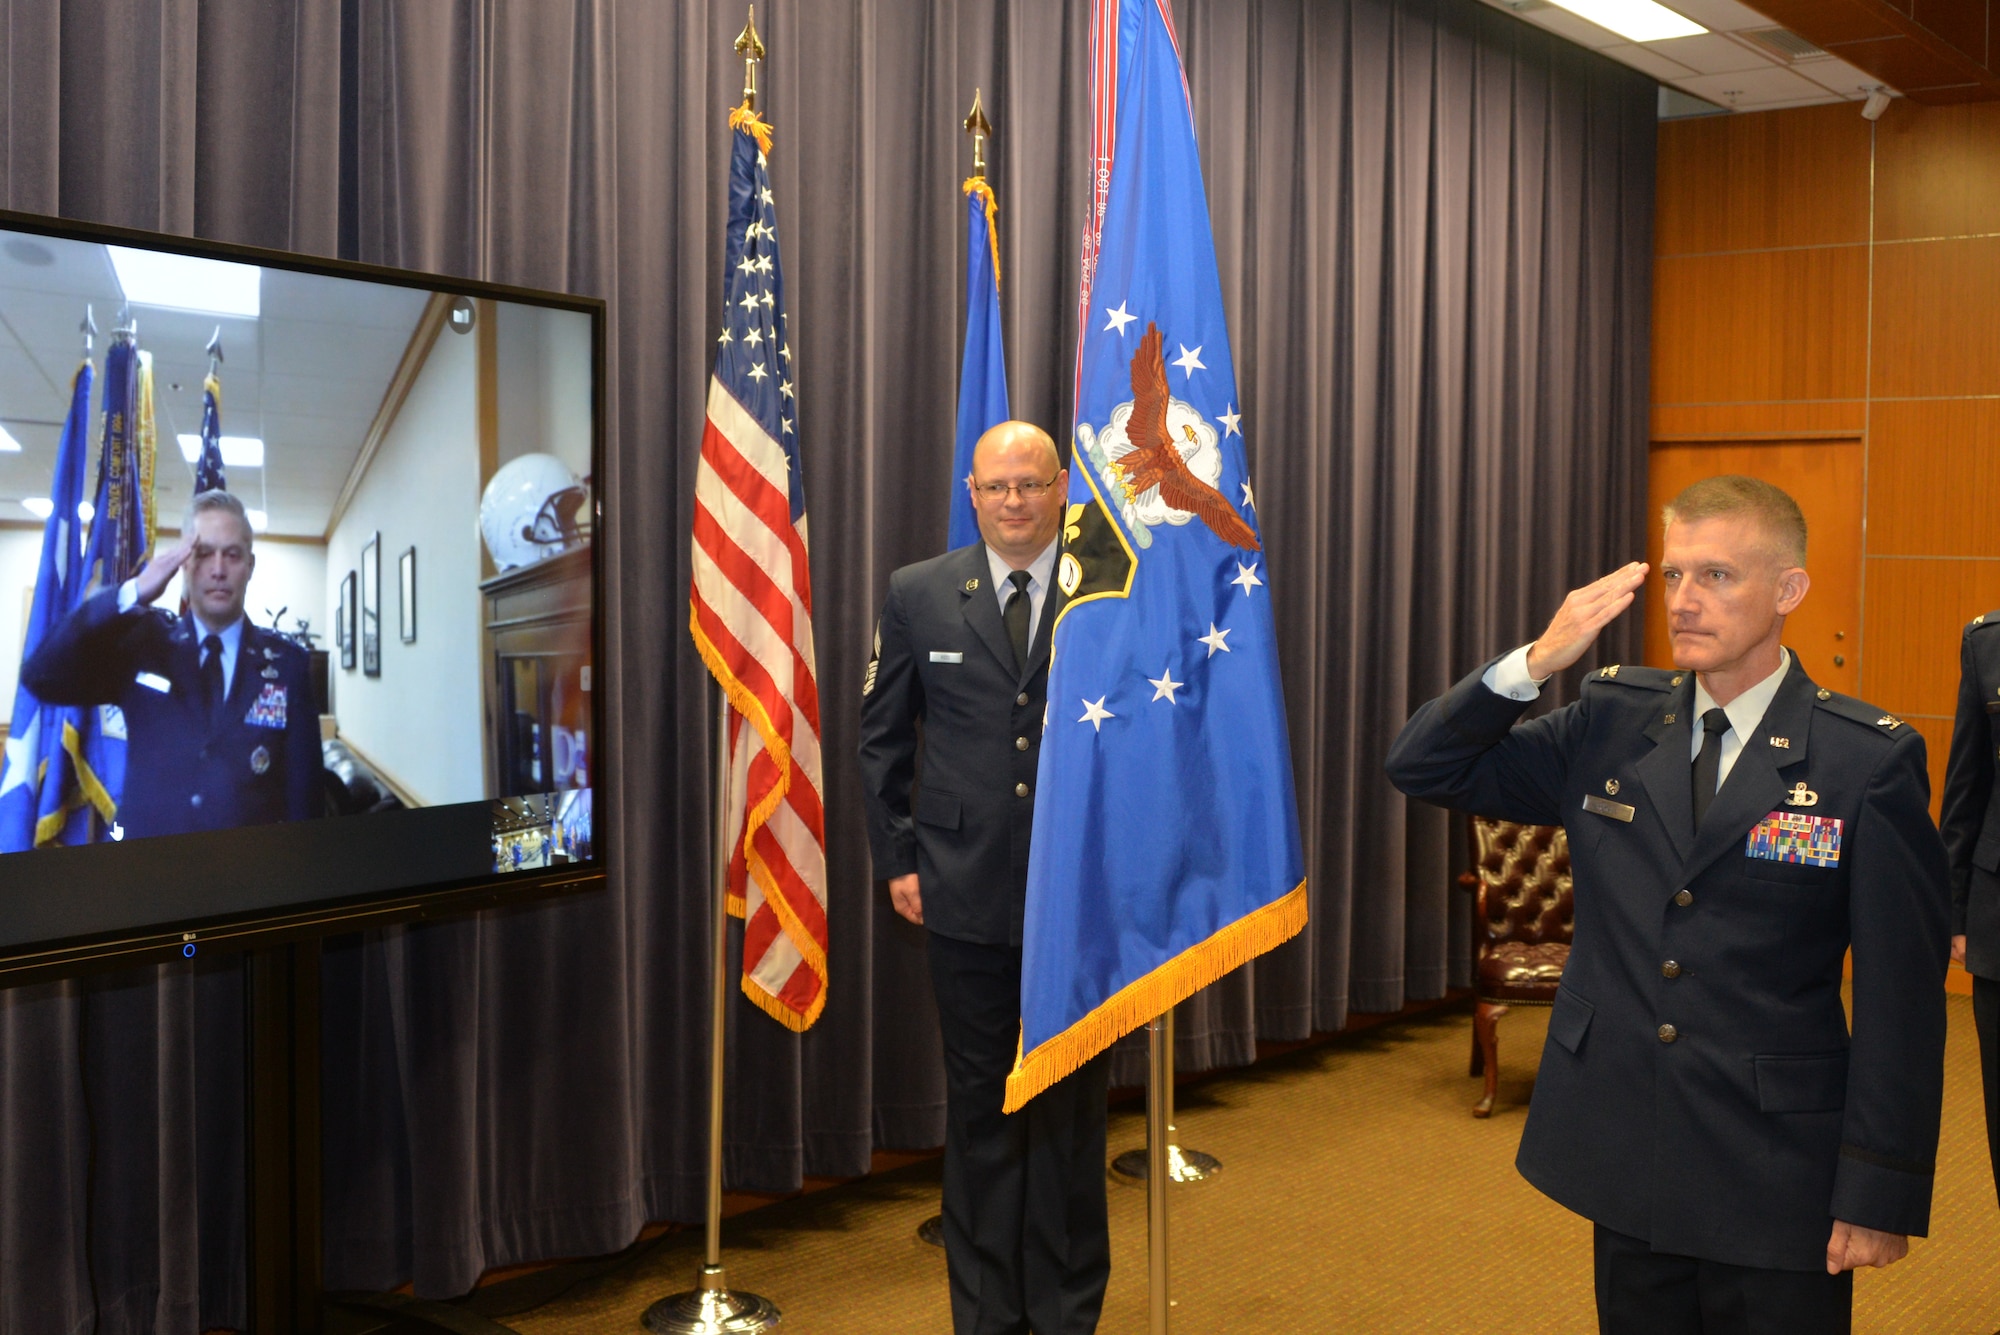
[0,0,1651,1323]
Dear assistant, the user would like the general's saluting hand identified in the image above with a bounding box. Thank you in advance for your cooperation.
[132,531,197,607]
[1524,561,1649,680]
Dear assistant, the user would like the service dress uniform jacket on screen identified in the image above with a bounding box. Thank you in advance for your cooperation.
[1944,612,2000,979]
[857,542,1059,946]
[1386,655,1949,1272]
[24,587,323,838]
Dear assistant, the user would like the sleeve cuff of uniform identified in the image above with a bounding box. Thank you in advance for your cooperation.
[1481,644,1548,702]
[117,578,139,614]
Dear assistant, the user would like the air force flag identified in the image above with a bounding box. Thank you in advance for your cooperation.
[1004,0,1305,1111]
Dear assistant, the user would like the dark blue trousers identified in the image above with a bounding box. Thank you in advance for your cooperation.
[1594,1224,1852,1334]
[928,931,1110,1335]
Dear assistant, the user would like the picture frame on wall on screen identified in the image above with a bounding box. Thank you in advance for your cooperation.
[339,570,357,670]
[361,534,381,677]
[399,546,417,643]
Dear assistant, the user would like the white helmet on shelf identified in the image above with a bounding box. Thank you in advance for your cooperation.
[479,453,587,572]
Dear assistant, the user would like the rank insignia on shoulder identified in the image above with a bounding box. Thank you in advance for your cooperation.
[1816,688,1831,701]
[250,745,271,775]
[1599,665,1620,679]
[1784,781,1819,808]
[1876,714,1903,730]
[261,666,281,680]
[1976,614,1987,626]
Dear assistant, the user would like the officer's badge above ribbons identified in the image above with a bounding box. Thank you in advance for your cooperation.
[687,79,830,1030]
[1004,0,1306,1112]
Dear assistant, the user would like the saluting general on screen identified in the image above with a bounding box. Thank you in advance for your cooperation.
[23,489,323,840]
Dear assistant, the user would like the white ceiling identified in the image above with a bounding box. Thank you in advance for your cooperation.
[1476,0,1897,114]
[0,228,431,539]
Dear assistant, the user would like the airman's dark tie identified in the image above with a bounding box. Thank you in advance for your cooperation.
[200,634,225,726]
[1691,707,1729,827]
[1004,569,1032,672]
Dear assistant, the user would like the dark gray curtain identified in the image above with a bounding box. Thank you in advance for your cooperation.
[0,0,1651,1326]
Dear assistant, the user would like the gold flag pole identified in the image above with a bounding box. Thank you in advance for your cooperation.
[642,17,782,1334]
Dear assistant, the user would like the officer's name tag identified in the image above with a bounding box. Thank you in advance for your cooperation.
[135,671,171,694]
[1747,810,1842,867]
[1580,793,1634,822]
[245,682,288,729]
[929,651,964,664]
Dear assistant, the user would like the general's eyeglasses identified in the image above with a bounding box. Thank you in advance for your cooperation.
[972,474,1060,502]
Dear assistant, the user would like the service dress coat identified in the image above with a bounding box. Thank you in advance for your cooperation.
[857,542,1059,945]
[24,587,323,839]
[1386,654,1949,1271]
[1944,612,2000,979]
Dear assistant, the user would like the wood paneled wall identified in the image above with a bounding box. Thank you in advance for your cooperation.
[1655,100,2000,826]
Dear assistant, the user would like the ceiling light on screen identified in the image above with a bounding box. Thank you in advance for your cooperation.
[176,433,265,468]
[245,508,269,533]
[0,425,21,452]
[1547,0,1705,41]
[20,497,51,519]
[107,246,261,318]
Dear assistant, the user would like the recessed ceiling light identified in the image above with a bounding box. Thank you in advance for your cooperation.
[176,433,265,468]
[0,425,21,452]
[1546,0,1704,41]
[107,245,261,318]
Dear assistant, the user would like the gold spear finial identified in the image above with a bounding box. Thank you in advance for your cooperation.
[963,88,993,178]
[735,6,766,113]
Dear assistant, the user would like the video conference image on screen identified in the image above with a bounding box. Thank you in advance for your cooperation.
[0,221,600,957]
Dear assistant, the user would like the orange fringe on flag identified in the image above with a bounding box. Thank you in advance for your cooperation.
[962,177,1002,290]
[1001,880,1308,1113]
[729,103,774,156]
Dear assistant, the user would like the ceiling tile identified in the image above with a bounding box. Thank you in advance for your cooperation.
[1653,31,1780,72]
[1602,41,1701,80]
[1672,62,1853,107]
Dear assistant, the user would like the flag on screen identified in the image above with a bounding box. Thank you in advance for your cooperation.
[74,337,159,835]
[1004,0,1306,1111]
[687,102,829,1031]
[195,371,225,494]
[947,176,1010,550]
[0,360,102,851]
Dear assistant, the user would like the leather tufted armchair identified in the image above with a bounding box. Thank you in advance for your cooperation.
[1458,816,1573,1117]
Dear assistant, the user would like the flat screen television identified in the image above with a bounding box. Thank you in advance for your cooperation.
[0,209,606,983]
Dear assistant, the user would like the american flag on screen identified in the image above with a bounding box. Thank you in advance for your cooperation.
[688,103,828,1031]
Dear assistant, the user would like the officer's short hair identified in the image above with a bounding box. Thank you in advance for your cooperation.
[1662,475,1805,569]
[185,489,254,549]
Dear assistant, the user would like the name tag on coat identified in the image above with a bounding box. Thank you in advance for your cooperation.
[136,671,171,694]
[1747,811,1842,867]
[929,651,964,664]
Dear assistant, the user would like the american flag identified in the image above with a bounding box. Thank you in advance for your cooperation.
[688,105,828,1031]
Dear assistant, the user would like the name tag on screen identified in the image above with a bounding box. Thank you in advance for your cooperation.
[136,672,171,694]
[929,651,964,663]
[1746,811,1842,867]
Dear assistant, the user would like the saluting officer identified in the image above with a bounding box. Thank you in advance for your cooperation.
[25,489,322,838]
[1387,476,1948,1335]
[857,421,1111,1335]
[1943,609,2000,1206]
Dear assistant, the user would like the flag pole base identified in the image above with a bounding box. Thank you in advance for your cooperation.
[917,1213,945,1247]
[1111,1143,1221,1184]
[642,1265,782,1334]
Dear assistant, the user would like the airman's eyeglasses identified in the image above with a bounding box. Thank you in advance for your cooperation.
[972,474,1059,502]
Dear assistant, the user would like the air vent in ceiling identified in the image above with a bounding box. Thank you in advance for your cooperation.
[1736,26,1828,62]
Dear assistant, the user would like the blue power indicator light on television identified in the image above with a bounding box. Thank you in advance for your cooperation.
[183,943,197,958]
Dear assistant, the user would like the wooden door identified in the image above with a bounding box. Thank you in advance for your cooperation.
[1643,440,1863,695]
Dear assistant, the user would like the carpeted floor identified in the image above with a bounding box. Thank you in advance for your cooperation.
[488,994,2000,1333]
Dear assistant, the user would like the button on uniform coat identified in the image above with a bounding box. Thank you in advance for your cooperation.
[1387,655,1949,1271]
[24,587,323,838]
[857,542,1058,946]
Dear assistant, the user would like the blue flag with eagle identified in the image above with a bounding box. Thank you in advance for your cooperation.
[1004,0,1305,1112]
